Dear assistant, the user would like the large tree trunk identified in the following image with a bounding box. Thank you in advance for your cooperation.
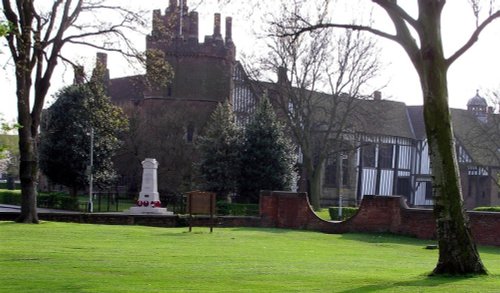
[15,47,39,223]
[304,156,322,211]
[16,102,39,224]
[418,1,485,275]
[423,74,486,275]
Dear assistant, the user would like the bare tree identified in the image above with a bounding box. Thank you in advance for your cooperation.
[1,0,146,223]
[277,0,500,276]
[252,1,381,210]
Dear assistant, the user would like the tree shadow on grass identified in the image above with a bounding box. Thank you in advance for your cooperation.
[338,232,437,248]
[230,227,301,234]
[337,275,489,293]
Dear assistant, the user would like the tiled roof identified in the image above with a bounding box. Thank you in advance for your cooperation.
[251,81,415,140]
[407,105,500,167]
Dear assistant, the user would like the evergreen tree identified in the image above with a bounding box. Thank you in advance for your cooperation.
[39,81,128,197]
[238,96,296,203]
[197,102,242,200]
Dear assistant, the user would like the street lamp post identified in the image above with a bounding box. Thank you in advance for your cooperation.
[88,128,94,213]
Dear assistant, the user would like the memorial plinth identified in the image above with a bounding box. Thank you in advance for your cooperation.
[126,158,173,215]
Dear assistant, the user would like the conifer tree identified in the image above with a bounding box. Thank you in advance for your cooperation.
[39,80,128,197]
[197,102,242,200]
[238,96,295,203]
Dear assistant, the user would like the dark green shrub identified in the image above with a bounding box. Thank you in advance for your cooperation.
[216,201,259,216]
[60,196,80,210]
[38,192,79,211]
[0,189,21,205]
[328,207,359,221]
[0,190,79,210]
[217,201,230,215]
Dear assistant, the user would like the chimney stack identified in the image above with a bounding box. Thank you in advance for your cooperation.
[277,66,288,84]
[213,13,222,39]
[189,11,199,41]
[225,17,232,42]
[373,91,382,101]
[96,52,107,68]
[488,106,494,114]
[169,0,177,10]
[73,65,85,85]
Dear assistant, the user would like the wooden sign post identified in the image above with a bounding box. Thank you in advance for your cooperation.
[186,191,216,232]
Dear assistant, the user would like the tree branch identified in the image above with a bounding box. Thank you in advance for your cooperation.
[372,0,421,33]
[278,22,399,43]
[447,9,500,66]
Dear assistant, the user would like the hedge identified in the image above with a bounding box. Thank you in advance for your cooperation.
[217,201,259,216]
[328,206,359,221]
[0,189,79,211]
[473,206,500,212]
[0,189,22,205]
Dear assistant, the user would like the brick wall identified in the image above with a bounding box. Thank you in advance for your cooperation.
[3,192,500,246]
[260,191,500,246]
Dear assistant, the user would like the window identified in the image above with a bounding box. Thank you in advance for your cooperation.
[425,182,433,200]
[167,85,173,97]
[324,157,336,187]
[361,144,376,168]
[186,123,195,143]
[396,177,411,201]
[378,144,393,169]
[324,154,350,188]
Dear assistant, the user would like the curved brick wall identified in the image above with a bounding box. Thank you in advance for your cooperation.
[3,191,500,246]
[259,191,500,246]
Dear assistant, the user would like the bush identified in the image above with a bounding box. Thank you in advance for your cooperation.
[38,192,79,211]
[217,201,259,216]
[0,189,22,205]
[0,189,79,210]
[328,206,359,221]
[473,206,500,212]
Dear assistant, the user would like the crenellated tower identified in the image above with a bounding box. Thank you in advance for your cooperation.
[146,0,235,102]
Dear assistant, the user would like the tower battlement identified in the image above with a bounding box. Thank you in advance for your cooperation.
[147,0,234,60]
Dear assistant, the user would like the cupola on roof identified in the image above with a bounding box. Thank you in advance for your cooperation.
[467,90,488,107]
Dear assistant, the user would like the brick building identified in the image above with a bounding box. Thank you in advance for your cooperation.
[98,1,238,194]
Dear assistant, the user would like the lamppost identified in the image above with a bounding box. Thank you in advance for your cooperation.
[88,127,94,213]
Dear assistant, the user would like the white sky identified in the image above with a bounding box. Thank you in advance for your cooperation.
[1,0,500,122]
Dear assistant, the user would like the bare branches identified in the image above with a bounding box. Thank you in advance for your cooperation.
[275,21,399,44]
[254,0,382,209]
[372,0,420,32]
[447,9,500,66]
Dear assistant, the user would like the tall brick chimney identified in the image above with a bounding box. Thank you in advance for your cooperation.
[277,66,288,84]
[189,11,199,41]
[93,52,110,91]
[73,65,85,85]
[213,13,222,39]
[96,52,107,68]
[169,0,177,10]
[225,17,232,43]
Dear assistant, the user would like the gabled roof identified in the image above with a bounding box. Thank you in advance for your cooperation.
[451,108,500,167]
[407,105,500,167]
[406,106,426,140]
[249,80,415,140]
[354,99,415,139]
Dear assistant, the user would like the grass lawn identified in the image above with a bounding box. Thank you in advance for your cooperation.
[1,222,500,292]
[314,208,332,220]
